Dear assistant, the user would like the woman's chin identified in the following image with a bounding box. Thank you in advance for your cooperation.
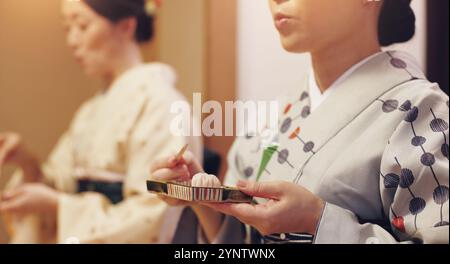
[280,35,308,53]
[82,67,101,79]
[280,39,309,54]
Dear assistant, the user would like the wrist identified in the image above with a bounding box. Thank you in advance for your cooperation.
[307,198,325,236]
[51,191,61,215]
[190,203,224,243]
[190,203,209,216]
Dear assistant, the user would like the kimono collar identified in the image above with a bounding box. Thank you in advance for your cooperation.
[106,62,177,97]
[309,52,384,112]
[293,51,426,180]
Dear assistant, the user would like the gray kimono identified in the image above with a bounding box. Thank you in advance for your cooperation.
[175,51,449,244]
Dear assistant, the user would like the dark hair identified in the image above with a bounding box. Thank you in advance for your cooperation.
[378,0,416,46]
[84,0,154,43]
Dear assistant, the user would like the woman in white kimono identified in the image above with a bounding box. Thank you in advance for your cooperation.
[150,0,448,244]
[0,0,201,243]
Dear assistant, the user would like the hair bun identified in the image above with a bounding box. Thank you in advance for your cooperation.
[135,13,154,43]
[378,0,416,46]
[84,0,155,43]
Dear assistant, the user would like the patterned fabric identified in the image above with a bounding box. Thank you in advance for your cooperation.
[211,51,449,244]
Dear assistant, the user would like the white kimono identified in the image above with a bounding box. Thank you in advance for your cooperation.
[197,51,449,244]
[4,63,202,244]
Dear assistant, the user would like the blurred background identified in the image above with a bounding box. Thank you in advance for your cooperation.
[0,0,448,191]
[0,0,237,184]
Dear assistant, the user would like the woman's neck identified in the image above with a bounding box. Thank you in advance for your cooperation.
[103,43,144,88]
[311,32,381,93]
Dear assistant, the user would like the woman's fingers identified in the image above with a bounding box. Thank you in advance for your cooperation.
[0,195,26,214]
[151,165,190,182]
[1,187,24,201]
[0,135,20,168]
[149,154,178,173]
[149,150,205,207]
[158,195,188,207]
[202,202,263,225]
[200,181,288,223]
[236,180,284,200]
[149,150,196,172]
[0,142,11,167]
[182,151,204,175]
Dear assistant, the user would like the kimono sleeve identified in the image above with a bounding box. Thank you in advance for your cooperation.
[7,118,80,194]
[314,87,449,244]
[41,131,77,193]
[42,97,100,193]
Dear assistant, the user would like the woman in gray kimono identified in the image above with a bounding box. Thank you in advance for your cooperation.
[150,0,449,244]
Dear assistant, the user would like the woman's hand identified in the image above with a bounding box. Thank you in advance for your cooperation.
[150,151,225,242]
[0,132,41,182]
[149,151,204,206]
[203,180,325,236]
[0,183,60,217]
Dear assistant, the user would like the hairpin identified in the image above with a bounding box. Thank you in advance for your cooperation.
[145,0,162,16]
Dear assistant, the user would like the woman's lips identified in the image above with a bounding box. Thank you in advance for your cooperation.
[274,13,294,31]
[74,55,84,66]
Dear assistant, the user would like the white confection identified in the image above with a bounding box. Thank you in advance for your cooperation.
[191,173,222,188]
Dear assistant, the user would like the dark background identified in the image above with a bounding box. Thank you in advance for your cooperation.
[427,0,449,95]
